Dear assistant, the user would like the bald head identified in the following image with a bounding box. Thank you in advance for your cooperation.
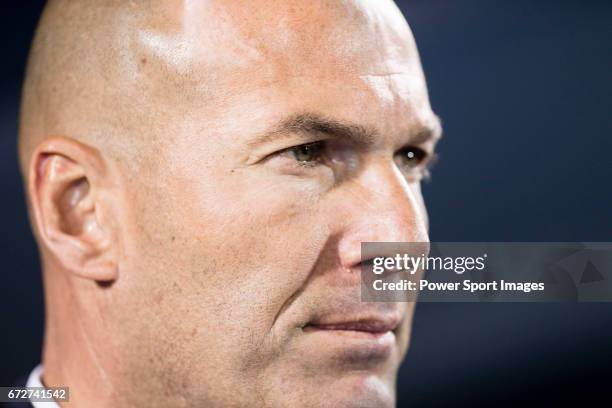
[20,1,438,407]
[20,0,428,172]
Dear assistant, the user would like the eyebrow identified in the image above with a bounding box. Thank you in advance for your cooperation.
[249,111,442,149]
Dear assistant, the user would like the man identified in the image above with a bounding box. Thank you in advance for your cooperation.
[18,0,441,406]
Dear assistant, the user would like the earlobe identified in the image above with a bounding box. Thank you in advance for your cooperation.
[29,137,118,282]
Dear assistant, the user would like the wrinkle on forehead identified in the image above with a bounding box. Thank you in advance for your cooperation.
[133,0,420,87]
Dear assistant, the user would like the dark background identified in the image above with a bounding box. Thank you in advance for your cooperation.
[1,1,610,407]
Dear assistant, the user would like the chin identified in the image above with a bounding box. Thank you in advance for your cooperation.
[262,325,403,407]
[263,357,398,407]
[310,373,396,408]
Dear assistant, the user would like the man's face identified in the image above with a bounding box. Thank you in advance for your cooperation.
[101,1,439,406]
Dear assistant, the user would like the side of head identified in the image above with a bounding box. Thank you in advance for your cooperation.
[19,1,440,407]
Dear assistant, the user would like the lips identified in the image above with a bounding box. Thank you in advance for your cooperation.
[300,312,403,366]
[305,315,401,335]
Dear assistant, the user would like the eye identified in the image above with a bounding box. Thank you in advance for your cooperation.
[395,146,428,169]
[394,146,433,181]
[288,141,326,166]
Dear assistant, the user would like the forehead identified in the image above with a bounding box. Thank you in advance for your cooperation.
[135,0,421,90]
[128,0,432,142]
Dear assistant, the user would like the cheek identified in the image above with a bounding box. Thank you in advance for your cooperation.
[126,163,331,361]
[178,168,328,296]
[189,173,333,362]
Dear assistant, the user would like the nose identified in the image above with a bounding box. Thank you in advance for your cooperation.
[335,163,429,270]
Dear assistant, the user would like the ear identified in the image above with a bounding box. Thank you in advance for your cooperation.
[28,136,119,282]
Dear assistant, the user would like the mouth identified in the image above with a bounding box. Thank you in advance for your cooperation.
[305,318,399,335]
[297,312,404,367]
[303,315,401,340]
[301,314,402,364]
